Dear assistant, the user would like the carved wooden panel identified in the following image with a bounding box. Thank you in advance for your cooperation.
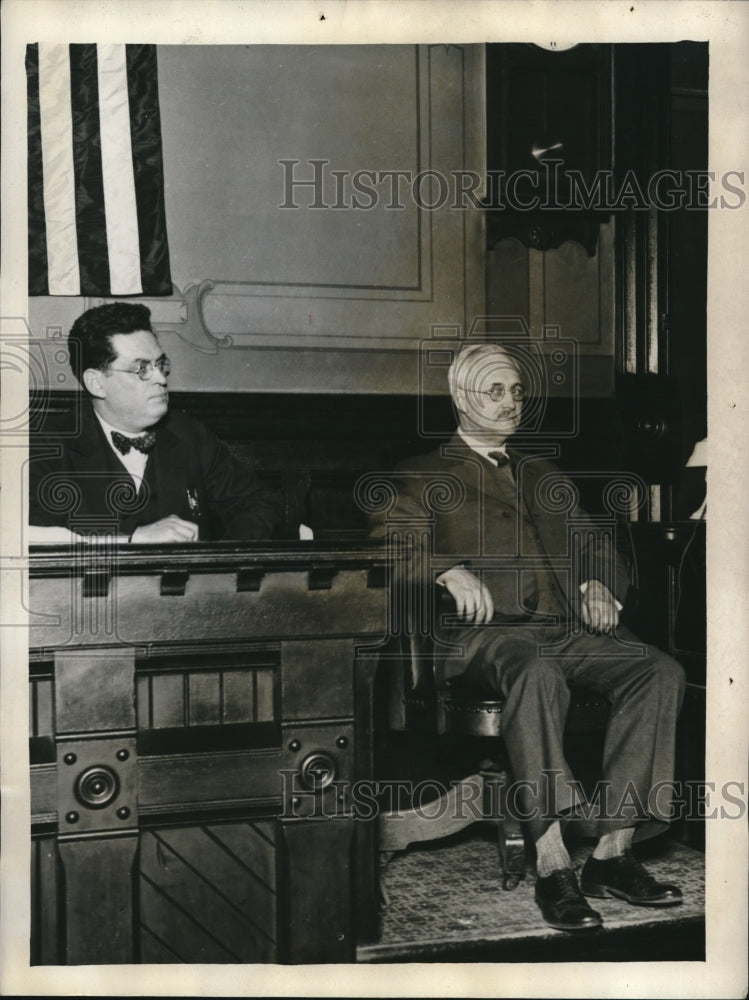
[29,547,388,964]
[139,821,277,964]
[136,658,276,730]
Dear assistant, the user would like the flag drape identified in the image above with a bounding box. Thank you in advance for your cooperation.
[27,43,172,297]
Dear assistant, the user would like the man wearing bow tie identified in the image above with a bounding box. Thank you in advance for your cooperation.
[371,342,685,932]
[29,302,281,543]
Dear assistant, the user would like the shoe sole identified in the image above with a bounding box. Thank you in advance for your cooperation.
[581,882,683,906]
[542,918,603,932]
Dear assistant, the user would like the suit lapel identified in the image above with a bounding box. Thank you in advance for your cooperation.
[440,435,518,510]
[71,405,196,524]
[512,451,574,601]
[437,433,574,607]
[67,405,139,523]
[148,414,203,523]
[70,405,128,475]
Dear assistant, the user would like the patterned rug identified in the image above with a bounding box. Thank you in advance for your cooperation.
[361,829,704,962]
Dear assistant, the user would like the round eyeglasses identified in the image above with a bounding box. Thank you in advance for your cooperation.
[465,384,526,402]
[107,356,171,381]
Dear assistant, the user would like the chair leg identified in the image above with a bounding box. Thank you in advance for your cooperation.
[482,765,526,890]
[497,815,526,890]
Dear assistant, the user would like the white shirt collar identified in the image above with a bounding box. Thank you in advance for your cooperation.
[457,426,508,462]
[94,411,149,487]
[95,411,143,441]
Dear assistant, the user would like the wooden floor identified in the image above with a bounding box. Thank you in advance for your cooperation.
[358,830,705,963]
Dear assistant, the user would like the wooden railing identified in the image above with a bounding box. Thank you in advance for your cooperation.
[29,541,390,965]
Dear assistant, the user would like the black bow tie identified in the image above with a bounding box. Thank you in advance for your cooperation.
[488,450,510,468]
[111,430,156,455]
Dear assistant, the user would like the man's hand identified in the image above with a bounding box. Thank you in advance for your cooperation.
[580,578,619,633]
[436,566,494,624]
[130,515,199,543]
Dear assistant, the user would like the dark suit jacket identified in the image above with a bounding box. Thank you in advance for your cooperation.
[370,435,631,622]
[29,402,281,540]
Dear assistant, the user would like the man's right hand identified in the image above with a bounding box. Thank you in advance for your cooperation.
[436,566,494,624]
[130,516,199,543]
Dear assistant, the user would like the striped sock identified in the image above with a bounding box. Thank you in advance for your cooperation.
[535,821,572,877]
[592,826,635,860]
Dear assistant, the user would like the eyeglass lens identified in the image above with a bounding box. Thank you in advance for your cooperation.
[135,358,171,380]
[487,385,524,401]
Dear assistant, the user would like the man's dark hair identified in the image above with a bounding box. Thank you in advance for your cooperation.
[68,302,153,385]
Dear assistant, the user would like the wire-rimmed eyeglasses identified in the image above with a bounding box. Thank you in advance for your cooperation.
[464,384,526,402]
[107,356,171,381]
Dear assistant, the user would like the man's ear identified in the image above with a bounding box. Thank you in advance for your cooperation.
[82,368,107,399]
[452,387,468,415]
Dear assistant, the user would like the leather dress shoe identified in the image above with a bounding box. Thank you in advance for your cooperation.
[534,868,603,932]
[581,852,683,906]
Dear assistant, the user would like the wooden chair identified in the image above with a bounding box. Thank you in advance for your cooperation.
[378,602,611,893]
[361,469,617,898]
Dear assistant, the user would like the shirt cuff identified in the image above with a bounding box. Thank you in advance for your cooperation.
[436,563,470,587]
[579,579,623,611]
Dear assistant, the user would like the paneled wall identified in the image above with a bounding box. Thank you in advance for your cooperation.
[29,44,486,396]
[487,220,616,397]
[484,43,617,398]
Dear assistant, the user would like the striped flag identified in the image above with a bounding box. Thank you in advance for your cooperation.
[27,43,172,297]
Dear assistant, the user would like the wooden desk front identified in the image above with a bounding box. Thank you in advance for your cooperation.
[29,541,389,965]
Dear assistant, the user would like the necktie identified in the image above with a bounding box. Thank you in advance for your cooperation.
[488,450,510,468]
[111,430,156,456]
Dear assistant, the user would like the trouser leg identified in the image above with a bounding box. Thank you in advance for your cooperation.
[457,628,581,841]
[542,625,686,835]
[449,623,686,840]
